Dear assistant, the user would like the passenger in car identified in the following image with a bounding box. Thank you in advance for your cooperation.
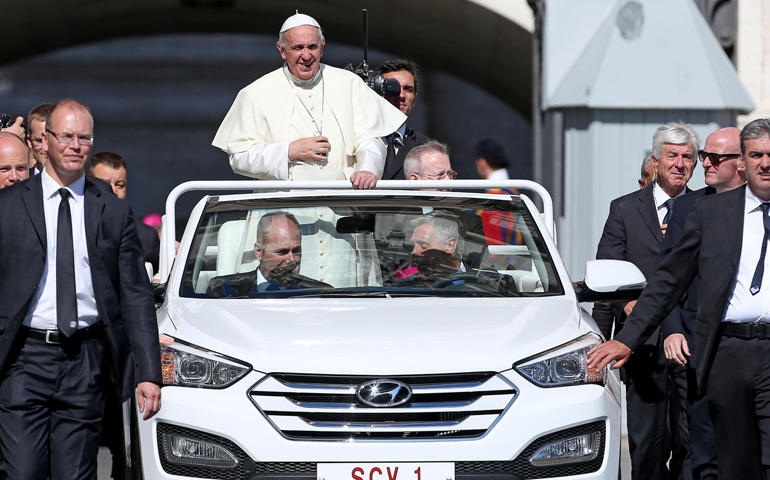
[399,211,516,294]
[208,211,329,296]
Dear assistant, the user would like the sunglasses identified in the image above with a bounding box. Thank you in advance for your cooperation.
[697,150,739,166]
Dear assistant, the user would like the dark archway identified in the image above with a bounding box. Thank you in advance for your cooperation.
[2,0,531,117]
[0,1,533,228]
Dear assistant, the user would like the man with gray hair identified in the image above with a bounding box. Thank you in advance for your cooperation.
[403,141,455,180]
[588,119,770,478]
[592,121,699,480]
[638,153,655,189]
[213,11,405,189]
[409,211,464,280]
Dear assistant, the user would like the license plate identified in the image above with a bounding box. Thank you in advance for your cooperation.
[317,462,454,480]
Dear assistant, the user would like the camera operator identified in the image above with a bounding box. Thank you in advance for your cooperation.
[376,59,432,180]
[213,12,405,189]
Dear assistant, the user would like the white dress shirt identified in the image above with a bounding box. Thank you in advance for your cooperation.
[24,170,99,330]
[653,182,685,225]
[487,168,510,181]
[724,187,770,323]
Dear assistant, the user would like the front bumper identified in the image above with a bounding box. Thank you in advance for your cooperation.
[137,370,621,479]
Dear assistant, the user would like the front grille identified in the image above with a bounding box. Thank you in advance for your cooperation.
[157,421,605,479]
[249,372,518,441]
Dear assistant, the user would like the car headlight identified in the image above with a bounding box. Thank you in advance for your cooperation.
[514,334,605,387]
[160,341,251,388]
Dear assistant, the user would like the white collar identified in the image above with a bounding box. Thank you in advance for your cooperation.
[487,169,509,181]
[41,168,85,201]
[746,185,767,214]
[653,181,685,208]
[283,63,323,89]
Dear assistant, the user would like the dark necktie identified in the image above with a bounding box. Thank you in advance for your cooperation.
[749,202,770,296]
[662,198,675,225]
[57,188,78,336]
[384,133,397,179]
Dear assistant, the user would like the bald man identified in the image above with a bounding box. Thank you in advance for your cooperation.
[0,132,29,189]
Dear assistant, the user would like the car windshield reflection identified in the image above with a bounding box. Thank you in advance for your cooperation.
[179,195,563,299]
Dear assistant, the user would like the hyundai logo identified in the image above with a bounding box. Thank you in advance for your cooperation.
[356,379,413,408]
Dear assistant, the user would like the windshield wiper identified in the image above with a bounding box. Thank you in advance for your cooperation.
[286,291,394,298]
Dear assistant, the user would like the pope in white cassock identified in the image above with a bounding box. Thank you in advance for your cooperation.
[212,12,405,286]
[212,12,406,189]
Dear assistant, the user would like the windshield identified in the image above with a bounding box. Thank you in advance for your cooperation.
[179,194,563,298]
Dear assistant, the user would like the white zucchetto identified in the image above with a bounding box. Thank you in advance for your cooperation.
[279,11,321,33]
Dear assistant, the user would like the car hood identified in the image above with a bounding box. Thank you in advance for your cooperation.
[163,296,590,375]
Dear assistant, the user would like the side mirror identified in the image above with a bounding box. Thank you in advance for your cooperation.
[574,259,646,303]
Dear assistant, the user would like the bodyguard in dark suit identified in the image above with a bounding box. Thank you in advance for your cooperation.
[657,127,745,479]
[592,122,699,479]
[375,59,431,180]
[0,99,161,479]
[88,151,160,272]
[589,117,770,478]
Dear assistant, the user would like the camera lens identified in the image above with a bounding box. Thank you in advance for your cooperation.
[0,113,14,129]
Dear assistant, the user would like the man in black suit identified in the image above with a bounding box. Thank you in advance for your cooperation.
[375,59,431,180]
[0,99,161,479]
[591,121,699,479]
[88,151,160,272]
[588,117,770,478]
[657,127,745,479]
[208,211,329,296]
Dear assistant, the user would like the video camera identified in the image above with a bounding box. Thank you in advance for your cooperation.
[0,113,27,136]
[345,9,400,97]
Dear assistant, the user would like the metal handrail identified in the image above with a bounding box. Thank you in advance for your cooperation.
[160,180,554,282]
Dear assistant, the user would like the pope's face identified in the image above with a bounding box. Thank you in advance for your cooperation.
[278,26,324,82]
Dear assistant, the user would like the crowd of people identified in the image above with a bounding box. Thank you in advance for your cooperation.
[0,9,768,480]
[0,12,513,480]
[589,120,770,479]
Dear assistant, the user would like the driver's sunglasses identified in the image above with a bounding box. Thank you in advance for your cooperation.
[697,150,739,166]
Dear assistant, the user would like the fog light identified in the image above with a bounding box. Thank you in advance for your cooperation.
[161,432,238,469]
[530,431,601,466]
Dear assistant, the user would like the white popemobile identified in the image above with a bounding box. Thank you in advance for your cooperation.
[130,180,645,480]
